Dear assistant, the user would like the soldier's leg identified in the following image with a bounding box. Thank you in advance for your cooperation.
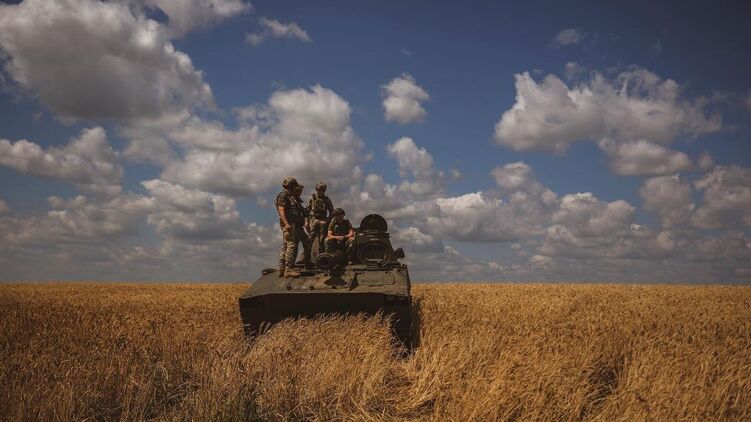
[346,237,355,263]
[309,219,321,253]
[324,238,337,253]
[284,224,298,269]
[278,228,287,274]
[297,225,311,266]
[312,219,327,253]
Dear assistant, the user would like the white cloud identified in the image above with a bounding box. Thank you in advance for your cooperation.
[421,182,556,243]
[425,192,534,242]
[491,161,551,195]
[0,189,280,280]
[552,28,583,47]
[123,137,177,167]
[692,166,751,228]
[0,194,153,254]
[142,179,245,240]
[0,0,213,123]
[386,137,442,196]
[392,225,444,253]
[539,193,675,259]
[599,139,693,176]
[639,175,694,228]
[563,62,585,81]
[145,0,251,37]
[494,67,721,153]
[160,85,363,196]
[697,152,715,171]
[245,17,312,46]
[382,73,430,124]
[0,199,9,214]
[342,160,557,244]
[0,127,123,196]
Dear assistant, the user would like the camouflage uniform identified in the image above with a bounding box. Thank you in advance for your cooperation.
[324,218,354,255]
[275,189,306,270]
[293,190,311,266]
[306,192,334,255]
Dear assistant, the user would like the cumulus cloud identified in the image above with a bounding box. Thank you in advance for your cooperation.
[0,194,153,258]
[639,175,694,228]
[0,188,280,280]
[145,0,251,37]
[539,193,675,259]
[142,179,246,240]
[692,166,751,228]
[343,160,557,244]
[160,85,363,196]
[491,161,552,196]
[599,139,693,176]
[697,152,715,171]
[0,0,213,123]
[245,17,312,46]
[552,28,583,47]
[382,73,430,124]
[0,127,123,196]
[494,67,721,153]
[392,225,444,253]
[386,137,442,196]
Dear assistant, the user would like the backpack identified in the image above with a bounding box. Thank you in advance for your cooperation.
[311,194,328,218]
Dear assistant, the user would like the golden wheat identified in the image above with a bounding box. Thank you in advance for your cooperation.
[0,283,749,421]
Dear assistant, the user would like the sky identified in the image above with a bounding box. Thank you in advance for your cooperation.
[0,0,750,282]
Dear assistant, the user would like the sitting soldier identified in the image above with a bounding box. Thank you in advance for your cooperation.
[324,208,355,261]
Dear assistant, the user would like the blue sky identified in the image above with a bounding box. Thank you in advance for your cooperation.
[0,0,749,282]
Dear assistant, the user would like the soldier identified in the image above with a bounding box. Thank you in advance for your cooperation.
[292,184,312,269]
[306,181,334,256]
[324,208,355,262]
[275,177,305,277]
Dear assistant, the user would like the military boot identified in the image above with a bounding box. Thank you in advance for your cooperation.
[278,267,285,277]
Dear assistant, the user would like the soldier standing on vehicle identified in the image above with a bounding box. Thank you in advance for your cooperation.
[325,208,355,263]
[306,181,335,257]
[293,184,313,269]
[275,177,305,277]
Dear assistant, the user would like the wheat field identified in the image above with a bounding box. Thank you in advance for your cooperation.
[0,283,749,421]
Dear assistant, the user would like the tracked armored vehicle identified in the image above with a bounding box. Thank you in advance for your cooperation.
[239,214,413,346]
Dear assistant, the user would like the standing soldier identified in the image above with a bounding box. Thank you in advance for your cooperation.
[293,184,312,269]
[306,181,335,257]
[275,177,305,277]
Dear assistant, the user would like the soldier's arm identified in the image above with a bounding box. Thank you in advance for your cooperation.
[277,205,290,229]
[326,227,337,240]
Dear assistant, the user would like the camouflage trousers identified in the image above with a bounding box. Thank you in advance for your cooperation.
[279,224,309,269]
[324,237,354,265]
[308,218,328,254]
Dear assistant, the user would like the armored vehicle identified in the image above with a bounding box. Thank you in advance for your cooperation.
[239,214,413,347]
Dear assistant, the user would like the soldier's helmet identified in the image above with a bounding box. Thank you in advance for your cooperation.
[332,207,345,216]
[316,181,327,191]
[282,177,298,189]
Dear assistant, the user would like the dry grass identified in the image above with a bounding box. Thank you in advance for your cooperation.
[1,283,749,421]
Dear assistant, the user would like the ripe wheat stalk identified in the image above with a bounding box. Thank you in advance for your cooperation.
[1,283,749,421]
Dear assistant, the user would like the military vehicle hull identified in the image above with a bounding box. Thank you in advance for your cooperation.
[239,214,413,347]
[239,265,412,346]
